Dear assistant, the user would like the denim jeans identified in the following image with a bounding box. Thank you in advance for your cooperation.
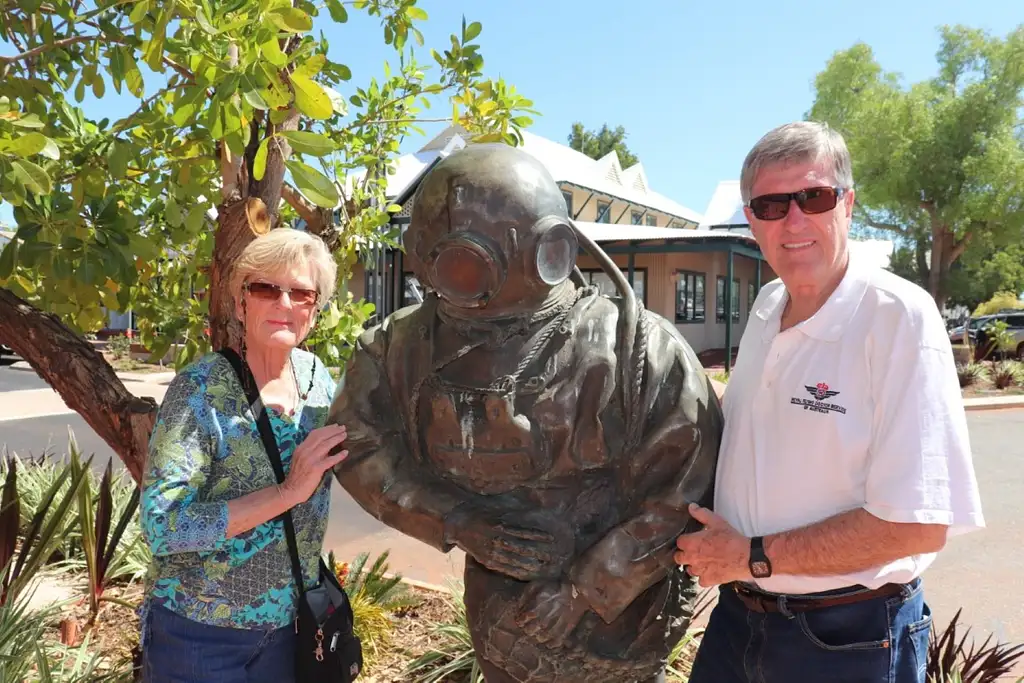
[689,578,932,683]
[142,604,296,683]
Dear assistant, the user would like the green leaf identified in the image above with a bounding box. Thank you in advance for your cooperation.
[194,7,216,34]
[291,73,333,120]
[9,114,44,129]
[280,131,336,156]
[5,133,47,157]
[286,159,339,208]
[253,136,270,181]
[294,55,326,79]
[243,90,269,110]
[464,21,482,42]
[0,239,18,281]
[260,38,288,67]
[407,6,427,21]
[38,137,60,160]
[106,140,130,179]
[129,0,150,24]
[324,87,348,116]
[11,158,51,195]
[325,0,348,22]
[185,204,207,235]
[268,7,312,33]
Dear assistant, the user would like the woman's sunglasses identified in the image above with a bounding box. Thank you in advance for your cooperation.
[244,281,319,306]
[748,186,847,221]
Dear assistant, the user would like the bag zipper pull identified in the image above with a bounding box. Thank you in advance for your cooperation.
[330,632,339,652]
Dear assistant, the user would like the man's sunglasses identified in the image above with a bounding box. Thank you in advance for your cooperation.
[748,186,847,221]
[244,281,319,306]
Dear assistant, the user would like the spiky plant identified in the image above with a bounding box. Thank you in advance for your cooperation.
[666,587,716,681]
[957,362,989,388]
[927,608,1024,683]
[990,361,1023,390]
[403,580,483,683]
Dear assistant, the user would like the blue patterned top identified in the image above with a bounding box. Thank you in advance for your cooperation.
[139,349,337,632]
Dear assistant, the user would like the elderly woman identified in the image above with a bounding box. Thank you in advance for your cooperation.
[139,228,348,683]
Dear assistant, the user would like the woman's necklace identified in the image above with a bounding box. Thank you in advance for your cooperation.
[287,359,312,417]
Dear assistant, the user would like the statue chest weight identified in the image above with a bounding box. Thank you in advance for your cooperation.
[421,379,542,495]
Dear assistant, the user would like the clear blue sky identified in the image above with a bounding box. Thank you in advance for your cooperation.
[0,0,1020,225]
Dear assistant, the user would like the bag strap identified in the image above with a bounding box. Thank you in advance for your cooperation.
[218,347,307,598]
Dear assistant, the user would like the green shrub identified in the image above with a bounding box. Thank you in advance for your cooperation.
[957,362,988,388]
[990,361,1023,390]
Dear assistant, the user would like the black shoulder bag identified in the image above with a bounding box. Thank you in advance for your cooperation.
[218,347,363,683]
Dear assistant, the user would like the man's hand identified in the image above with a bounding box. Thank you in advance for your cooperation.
[674,503,751,587]
[514,580,588,648]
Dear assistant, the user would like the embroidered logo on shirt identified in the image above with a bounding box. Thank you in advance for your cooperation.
[790,382,847,414]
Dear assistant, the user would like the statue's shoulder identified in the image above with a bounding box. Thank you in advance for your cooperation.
[571,290,704,370]
[355,302,433,356]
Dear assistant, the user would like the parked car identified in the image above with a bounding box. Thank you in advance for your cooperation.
[973,312,1024,361]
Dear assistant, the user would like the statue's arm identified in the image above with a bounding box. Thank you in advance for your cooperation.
[328,326,470,553]
[568,327,723,623]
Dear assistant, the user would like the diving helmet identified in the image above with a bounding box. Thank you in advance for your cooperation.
[406,144,578,315]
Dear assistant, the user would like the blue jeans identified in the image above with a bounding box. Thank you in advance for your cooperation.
[689,579,932,683]
[142,604,296,683]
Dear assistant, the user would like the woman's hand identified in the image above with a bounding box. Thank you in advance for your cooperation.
[281,424,349,505]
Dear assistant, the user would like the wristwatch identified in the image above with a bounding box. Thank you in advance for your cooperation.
[749,536,772,578]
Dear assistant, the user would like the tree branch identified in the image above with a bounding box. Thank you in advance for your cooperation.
[281,182,318,225]
[0,289,156,484]
[854,207,906,234]
[0,34,97,64]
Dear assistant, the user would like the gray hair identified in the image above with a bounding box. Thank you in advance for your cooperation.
[229,227,337,308]
[739,121,854,203]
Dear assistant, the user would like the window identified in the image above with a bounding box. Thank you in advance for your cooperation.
[631,211,643,225]
[562,191,573,217]
[748,282,757,313]
[401,274,425,307]
[595,201,611,223]
[675,271,705,323]
[716,276,740,323]
[645,215,657,226]
[579,268,646,305]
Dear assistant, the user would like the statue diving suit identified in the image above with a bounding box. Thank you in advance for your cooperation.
[327,143,722,683]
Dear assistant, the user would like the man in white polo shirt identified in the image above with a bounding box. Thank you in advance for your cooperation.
[675,121,984,683]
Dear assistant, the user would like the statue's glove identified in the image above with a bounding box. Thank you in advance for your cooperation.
[443,505,574,582]
[514,580,589,648]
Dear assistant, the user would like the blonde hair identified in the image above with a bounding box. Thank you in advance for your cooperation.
[229,228,337,308]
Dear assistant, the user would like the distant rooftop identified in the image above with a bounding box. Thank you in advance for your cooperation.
[353,125,703,226]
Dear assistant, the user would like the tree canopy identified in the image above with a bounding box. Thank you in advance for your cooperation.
[808,23,1024,308]
[567,121,639,167]
[0,0,537,480]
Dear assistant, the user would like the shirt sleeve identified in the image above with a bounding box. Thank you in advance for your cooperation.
[141,369,230,556]
[864,337,985,538]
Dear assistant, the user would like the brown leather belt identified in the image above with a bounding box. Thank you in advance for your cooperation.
[729,581,906,614]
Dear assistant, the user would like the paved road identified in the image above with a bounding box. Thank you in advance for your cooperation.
[1,399,1020,650]
[0,364,49,393]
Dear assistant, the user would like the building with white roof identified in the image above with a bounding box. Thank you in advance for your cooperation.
[343,127,772,362]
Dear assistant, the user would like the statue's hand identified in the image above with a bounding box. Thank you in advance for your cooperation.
[448,509,573,581]
[514,580,588,648]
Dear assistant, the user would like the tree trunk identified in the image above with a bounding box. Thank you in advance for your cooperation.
[208,197,271,351]
[0,290,156,483]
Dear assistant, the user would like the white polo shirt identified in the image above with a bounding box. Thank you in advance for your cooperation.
[715,250,985,595]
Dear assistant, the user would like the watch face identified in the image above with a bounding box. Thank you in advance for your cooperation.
[751,561,770,578]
